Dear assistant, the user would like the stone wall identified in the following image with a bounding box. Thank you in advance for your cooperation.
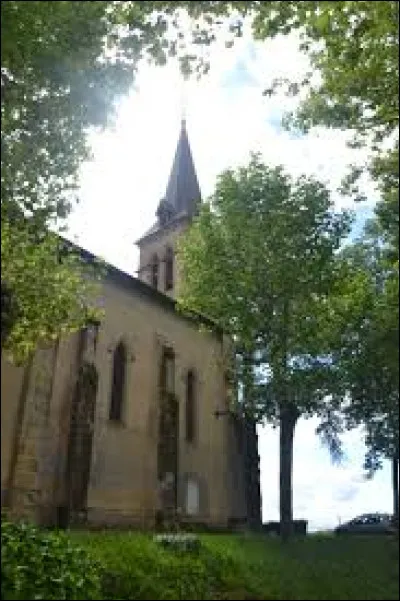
[1,271,236,529]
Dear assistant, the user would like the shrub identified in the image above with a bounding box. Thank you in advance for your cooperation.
[1,516,101,600]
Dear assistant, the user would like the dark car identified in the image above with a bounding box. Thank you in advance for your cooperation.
[335,513,396,535]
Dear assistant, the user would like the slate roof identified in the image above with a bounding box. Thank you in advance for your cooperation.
[165,118,201,215]
[136,119,201,245]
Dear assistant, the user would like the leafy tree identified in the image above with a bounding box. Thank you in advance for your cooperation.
[223,0,399,519]
[280,1,397,251]
[1,0,231,226]
[251,2,398,144]
[174,1,399,250]
[372,141,399,256]
[178,155,351,538]
[252,1,399,257]
[0,0,221,360]
[1,2,125,357]
[328,220,399,520]
[1,215,104,363]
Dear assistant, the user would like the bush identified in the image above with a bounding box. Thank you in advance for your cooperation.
[1,516,101,600]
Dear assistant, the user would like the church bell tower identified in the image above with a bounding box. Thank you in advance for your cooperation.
[136,119,201,299]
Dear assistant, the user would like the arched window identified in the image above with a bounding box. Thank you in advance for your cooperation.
[164,247,173,291]
[150,254,159,289]
[109,341,126,421]
[185,370,196,443]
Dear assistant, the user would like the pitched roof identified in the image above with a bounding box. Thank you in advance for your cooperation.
[59,236,223,340]
[136,119,201,246]
[165,118,201,215]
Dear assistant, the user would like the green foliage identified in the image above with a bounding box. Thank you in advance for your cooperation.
[0,0,233,225]
[372,143,399,257]
[1,0,217,359]
[172,1,398,254]
[249,1,398,254]
[178,155,351,422]
[1,280,18,347]
[328,218,399,472]
[1,1,130,357]
[1,517,101,600]
[2,1,131,222]
[178,155,351,537]
[250,2,398,138]
[1,215,103,363]
[71,531,399,600]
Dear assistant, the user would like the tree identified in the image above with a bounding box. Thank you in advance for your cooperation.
[1,216,104,363]
[1,2,124,358]
[178,155,351,538]
[252,1,399,257]
[0,0,219,360]
[174,1,399,251]
[328,220,399,520]
[258,1,398,255]
[225,0,399,519]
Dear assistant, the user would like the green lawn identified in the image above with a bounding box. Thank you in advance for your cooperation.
[70,531,399,600]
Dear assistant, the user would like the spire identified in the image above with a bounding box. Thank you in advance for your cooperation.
[164,119,201,216]
[135,119,202,245]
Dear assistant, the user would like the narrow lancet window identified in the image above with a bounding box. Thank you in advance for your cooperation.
[109,341,126,421]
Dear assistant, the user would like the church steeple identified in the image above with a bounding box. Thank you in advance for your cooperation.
[136,119,201,297]
[137,119,201,243]
[163,119,201,217]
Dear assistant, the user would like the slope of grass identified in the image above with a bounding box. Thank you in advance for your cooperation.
[70,531,399,600]
[4,522,396,600]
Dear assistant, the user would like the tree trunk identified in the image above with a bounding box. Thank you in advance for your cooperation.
[392,454,399,525]
[279,405,298,541]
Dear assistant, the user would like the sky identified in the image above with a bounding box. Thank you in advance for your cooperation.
[67,30,392,531]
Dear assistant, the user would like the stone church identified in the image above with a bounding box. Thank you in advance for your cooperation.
[1,120,261,530]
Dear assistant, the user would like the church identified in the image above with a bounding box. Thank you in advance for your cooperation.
[1,120,261,530]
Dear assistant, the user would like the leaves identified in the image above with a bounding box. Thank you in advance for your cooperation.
[178,156,352,536]
[248,1,399,255]
[1,0,229,359]
[1,516,101,599]
[1,215,103,363]
[175,1,398,257]
[178,155,352,422]
[327,217,399,471]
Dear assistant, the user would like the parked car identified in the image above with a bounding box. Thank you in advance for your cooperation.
[335,513,396,535]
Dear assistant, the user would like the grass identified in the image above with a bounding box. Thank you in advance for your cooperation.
[70,531,399,600]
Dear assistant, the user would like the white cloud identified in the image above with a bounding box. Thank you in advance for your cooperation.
[258,419,392,531]
[67,31,388,530]
[68,31,377,274]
